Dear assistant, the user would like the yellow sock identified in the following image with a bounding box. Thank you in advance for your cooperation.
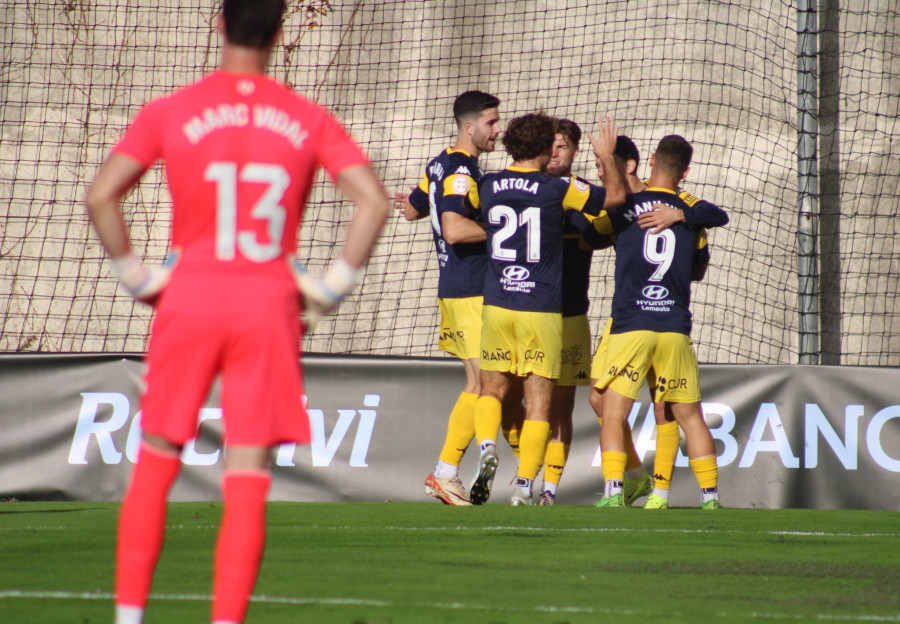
[689,454,718,490]
[624,425,643,472]
[502,426,521,458]
[598,416,643,473]
[542,442,569,486]
[438,392,477,466]
[517,420,551,481]
[600,450,627,484]
[474,395,502,449]
[653,421,680,490]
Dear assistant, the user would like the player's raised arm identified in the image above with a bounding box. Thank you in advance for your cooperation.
[587,117,626,210]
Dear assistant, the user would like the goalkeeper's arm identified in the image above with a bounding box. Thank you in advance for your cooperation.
[334,164,391,270]
[292,163,390,327]
[85,153,145,261]
[85,152,176,303]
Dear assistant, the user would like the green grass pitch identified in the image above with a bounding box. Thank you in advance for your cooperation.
[1,501,899,623]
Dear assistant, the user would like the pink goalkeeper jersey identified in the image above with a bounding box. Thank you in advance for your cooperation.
[113,71,368,312]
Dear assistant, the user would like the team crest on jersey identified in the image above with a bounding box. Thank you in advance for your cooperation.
[573,178,589,192]
[236,79,255,95]
[451,176,470,194]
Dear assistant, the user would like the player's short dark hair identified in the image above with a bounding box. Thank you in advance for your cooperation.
[615,135,640,167]
[654,134,693,177]
[501,113,557,162]
[555,119,581,147]
[222,0,285,50]
[453,90,501,128]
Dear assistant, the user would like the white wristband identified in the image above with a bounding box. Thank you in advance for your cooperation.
[110,252,142,279]
[110,252,151,294]
[321,258,362,302]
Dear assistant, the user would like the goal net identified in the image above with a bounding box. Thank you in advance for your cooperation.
[2,0,898,365]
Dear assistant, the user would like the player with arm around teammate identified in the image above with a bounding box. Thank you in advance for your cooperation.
[640,230,714,510]
[85,1,390,621]
[639,171,724,510]
[468,112,626,505]
[591,135,726,508]
[591,134,725,510]
[395,90,501,506]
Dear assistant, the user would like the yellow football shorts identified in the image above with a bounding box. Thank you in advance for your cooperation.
[558,314,591,387]
[589,317,613,381]
[438,296,483,360]
[592,330,702,403]
[480,305,562,379]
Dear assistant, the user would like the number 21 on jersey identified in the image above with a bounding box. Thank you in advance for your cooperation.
[489,205,541,262]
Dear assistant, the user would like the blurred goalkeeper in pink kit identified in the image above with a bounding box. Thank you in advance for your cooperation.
[84,0,390,621]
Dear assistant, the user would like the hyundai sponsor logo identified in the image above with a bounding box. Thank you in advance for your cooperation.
[642,285,669,300]
[502,265,531,281]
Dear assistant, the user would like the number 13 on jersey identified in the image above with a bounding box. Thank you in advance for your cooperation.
[205,161,291,263]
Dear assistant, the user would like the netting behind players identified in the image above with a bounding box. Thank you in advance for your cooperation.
[2,1,899,364]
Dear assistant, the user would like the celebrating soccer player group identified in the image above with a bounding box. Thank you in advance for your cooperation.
[85,0,729,621]
[395,90,728,510]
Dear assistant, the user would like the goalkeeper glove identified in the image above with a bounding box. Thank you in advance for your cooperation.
[288,256,361,332]
[111,250,179,304]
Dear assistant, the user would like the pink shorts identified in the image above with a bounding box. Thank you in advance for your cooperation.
[141,305,310,448]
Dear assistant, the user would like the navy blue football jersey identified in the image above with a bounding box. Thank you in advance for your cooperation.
[408,148,487,298]
[593,188,721,335]
[693,228,711,276]
[470,168,607,313]
[677,190,729,228]
[561,234,593,317]
[639,181,730,228]
[560,177,613,317]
